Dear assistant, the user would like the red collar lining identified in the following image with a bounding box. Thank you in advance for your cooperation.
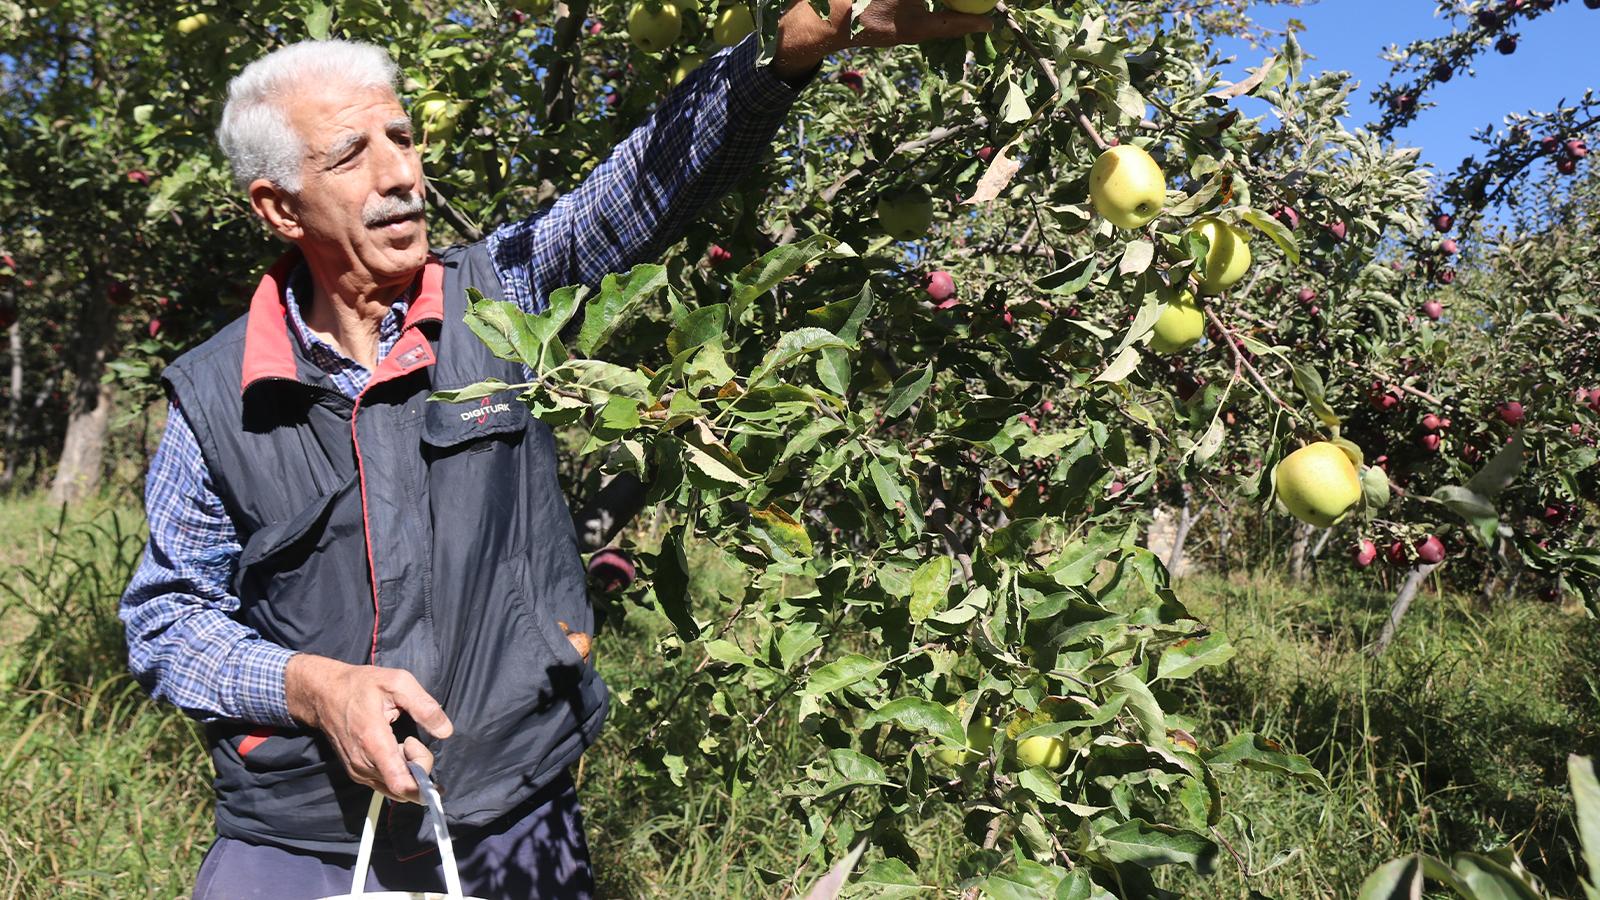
[240,251,445,394]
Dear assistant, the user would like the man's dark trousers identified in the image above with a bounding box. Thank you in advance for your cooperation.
[192,773,594,899]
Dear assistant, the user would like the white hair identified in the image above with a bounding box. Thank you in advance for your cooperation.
[216,39,400,194]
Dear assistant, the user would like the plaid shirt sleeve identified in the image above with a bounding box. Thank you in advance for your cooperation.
[486,33,804,315]
[120,401,298,726]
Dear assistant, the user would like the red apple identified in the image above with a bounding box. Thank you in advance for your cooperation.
[925,270,956,304]
[976,145,995,163]
[837,70,864,94]
[147,318,162,338]
[1495,34,1517,54]
[1437,269,1455,285]
[1274,206,1301,230]
[588,19,603,34]
[1422,300,1443,320]
[1326,220,1347,242]
[1497,400,1525,425]
[1421,413,1441,431]
[1439,238,1458,255]
[1419,433,1441,452]
[1568,139,1590,159]
[707,244,733,268]
[1353,540,1378,567]
[1297,287,1317,305]
[1040,399,1054,414]
[1433,213,1454,232]
[1541,136,1562,154]
[1558,158,1578,175]
[587,547,637,592]
[1387,540,1408,565]
[1415,535,1446,564]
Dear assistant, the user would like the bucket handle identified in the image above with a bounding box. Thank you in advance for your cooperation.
[348,762,464,899]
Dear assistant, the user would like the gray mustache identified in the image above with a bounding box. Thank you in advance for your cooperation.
[365,194,425,226]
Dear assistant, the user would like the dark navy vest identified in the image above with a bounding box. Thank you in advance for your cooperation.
[161,241,609,854]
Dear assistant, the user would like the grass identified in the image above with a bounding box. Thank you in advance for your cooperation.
[0,496,1595,898]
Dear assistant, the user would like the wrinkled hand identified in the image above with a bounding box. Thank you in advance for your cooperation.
[773,0,993,80]
[285,654,454,804]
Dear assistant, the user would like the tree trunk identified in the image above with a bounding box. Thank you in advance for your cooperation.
[48,280,117,506]
[1166,496,1201,579]
[1287,522,1314,583]
[49,380,114,505]
[1368,562,1440,656]
[1,314,20,491]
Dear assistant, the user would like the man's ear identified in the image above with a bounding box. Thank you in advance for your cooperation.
[250,178,304,242]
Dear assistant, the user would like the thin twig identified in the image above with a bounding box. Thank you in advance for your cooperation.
[1342,359,1444,407]
[1203,307,1293,414]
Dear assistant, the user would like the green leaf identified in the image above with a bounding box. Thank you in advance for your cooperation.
[668,304,727,356]
[429,378,511,403]
[1119,239,1155,276]
[748,327,849,389]
[863,697,965,747]
[1466,431,1525,499]
[305,1,332,40]
[1357,855,1423,900]
[1432,485,1498,547]
[704,639,755,668]
[1451,853,1544,900]
[1290,363,1341,428]
[653,529,699,641]
[1091,819,1217,874]
[979,861,1066,900]
[1094,345,1142,384]
[578,264,667,356]
[908,556,953,622]
[1203,732,1327,789]
[1239,206,1301,265]
[1156,632,1236,680]
[466,288,582,374]
[804,653,885,696]
[1036,255,1099,295]
[999,76,1032,123]
[1571,756,1600,899]
[883,363,933,419]
[851,859,923,897]
[748,505,814,560]
[729,234,853,319]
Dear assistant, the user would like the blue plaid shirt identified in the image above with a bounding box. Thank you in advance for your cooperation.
[120,36,803,726]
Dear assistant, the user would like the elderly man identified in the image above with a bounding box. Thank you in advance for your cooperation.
[119,1,987,897]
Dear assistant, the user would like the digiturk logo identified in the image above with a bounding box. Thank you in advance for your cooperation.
[460,394,512,423]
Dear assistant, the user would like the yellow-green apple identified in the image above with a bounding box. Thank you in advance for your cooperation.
[943,0,998,12]
[932,702,995,765]
[627,2,682,52]
[712,4,753,45]
[1189,217,1251,294]
[176,12,210,34]
[414,93,462,142]
[1148,291,1203,354]
[876,187,934,240]
[671,51,704,84]
[1274,441,1362,528]
[1088,144,1165,229]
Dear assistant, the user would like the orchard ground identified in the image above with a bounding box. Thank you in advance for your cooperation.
[1,496,1593,899]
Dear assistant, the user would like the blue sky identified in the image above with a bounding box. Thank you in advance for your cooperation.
[1212,0,1593,183]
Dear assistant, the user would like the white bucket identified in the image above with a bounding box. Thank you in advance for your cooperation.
[318,763,487,900]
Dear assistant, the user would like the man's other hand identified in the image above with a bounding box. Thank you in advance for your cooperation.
[284,654,454,804]
[772,0,994,81]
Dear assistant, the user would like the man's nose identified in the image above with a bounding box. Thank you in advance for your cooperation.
[374,137,418,194]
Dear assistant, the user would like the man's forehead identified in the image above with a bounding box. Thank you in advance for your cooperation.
[287,83,406,145]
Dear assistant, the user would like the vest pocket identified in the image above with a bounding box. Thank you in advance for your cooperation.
[420,390,531,451]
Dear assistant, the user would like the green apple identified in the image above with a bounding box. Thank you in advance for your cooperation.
[1014,734,1070,770]
[1275,441,1363,528]
[712,4,754,46]
[671,51,705,85]
[414,93,461,142]
[1088,144,1165,230]
[876,187,934,240]
[931,703,995,765]
[1149,290,1204,354]
[176,12,211,34]
[628,2,682,52]
[1189,216,1251,294]
[943,0,998,12]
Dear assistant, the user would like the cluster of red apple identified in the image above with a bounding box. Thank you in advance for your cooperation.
[1352,534,1447,568]
[1541,135,1589,175]
[1416,411,1452,452]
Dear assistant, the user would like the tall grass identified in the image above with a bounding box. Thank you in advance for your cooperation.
[0,497,1594,898]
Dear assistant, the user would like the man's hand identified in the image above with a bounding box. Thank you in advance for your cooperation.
[772,0,994,81]
[285,654,454,804]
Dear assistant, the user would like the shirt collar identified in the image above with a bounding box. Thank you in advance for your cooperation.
[240,248,446,394]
